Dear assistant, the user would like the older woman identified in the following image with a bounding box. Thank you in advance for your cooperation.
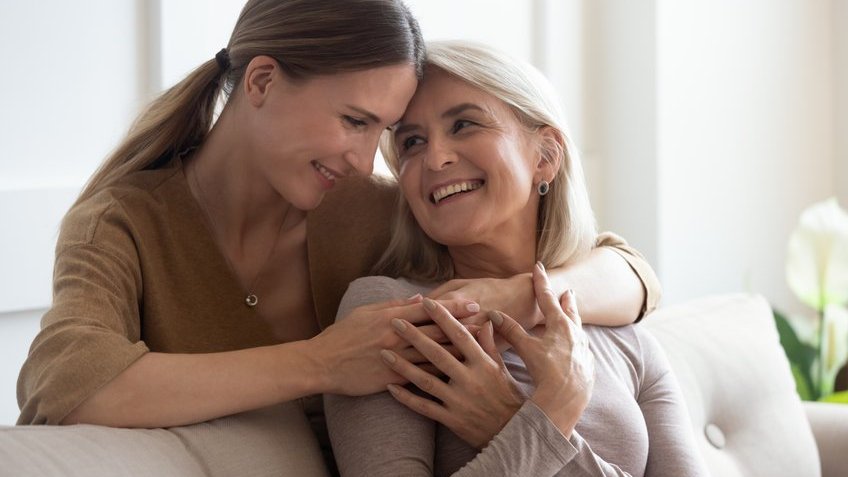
[325,41,707,476]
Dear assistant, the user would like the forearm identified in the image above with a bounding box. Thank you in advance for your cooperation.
[325,390,435,476]
[62,340,324,428]
[547,247,645,326]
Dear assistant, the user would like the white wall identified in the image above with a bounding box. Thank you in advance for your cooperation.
[656,0,835,313]
[586,0,840,315]
[583,1,660,267]
[836,0,848,207]
[0,1,143,312]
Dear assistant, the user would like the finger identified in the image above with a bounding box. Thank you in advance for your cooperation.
[387,384,453,425]
[532,263,571,331]
[418,363,446,378]
[381,350,452,401]
[417,324,448,344]
[478,321,505,368]
[561,289,582,327]
[422,298,486,363]
[393,298,479,324]
[435,297,481,319]
[392,317,466,379]
[357,293,423,312]
[489,310,535,358]
[399,344,463,363]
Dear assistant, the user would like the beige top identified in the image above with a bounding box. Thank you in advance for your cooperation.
[326,277,708,477]
[17,158,661,426]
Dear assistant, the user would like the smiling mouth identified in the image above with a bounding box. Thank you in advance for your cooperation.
[312,161,337,182]
[431,180,484,204]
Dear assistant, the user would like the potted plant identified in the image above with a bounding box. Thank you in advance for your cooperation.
[774,198,848,402]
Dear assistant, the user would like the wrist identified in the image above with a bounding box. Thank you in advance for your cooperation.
[530,385,579,438]
[289,338,332,395]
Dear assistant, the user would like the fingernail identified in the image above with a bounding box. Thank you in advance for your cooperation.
[466,302,480,313]
[567,289,575,299]
[391,318,406,332]
[536,261,546,272]
[407,293,422,302]
[488,310,503,326]
[423,298,437,311]
[387,384,400,395]
[380,349,396,364]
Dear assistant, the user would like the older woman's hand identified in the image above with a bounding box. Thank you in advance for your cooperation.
[382,263,595,446]
[495,263,595,438]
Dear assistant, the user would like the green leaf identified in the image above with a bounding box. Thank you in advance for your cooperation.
[819,390,848,404]
[774,309,818,399]
[791,365,815,400]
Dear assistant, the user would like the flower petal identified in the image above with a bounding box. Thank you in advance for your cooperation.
[822,305,848,396]
[786,198,848,310]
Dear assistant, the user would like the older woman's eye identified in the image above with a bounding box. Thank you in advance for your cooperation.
[400,136,425,151]
[451,120,474,134]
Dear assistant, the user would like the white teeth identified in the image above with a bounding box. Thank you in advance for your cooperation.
[313,162,335,181]
[432,181,483,204]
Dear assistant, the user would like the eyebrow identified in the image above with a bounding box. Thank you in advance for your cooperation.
[393,102,487,137]
[346,105,382,124]
[442,103,486,119]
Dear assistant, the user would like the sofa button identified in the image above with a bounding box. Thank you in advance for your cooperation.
[704,423,726,449]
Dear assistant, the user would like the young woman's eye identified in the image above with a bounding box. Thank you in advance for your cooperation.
[343,115,367,128]
[451,119,474,134]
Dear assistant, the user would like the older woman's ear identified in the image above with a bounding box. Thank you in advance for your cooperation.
[534,126,565,183]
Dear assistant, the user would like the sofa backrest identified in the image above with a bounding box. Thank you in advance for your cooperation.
[643,293,821,477]
[0,400,330,477]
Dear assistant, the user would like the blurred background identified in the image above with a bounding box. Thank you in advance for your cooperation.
[0,0,845,424]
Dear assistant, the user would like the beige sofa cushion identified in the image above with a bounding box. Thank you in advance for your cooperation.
[643,294,821,477]
[0,400,329,477]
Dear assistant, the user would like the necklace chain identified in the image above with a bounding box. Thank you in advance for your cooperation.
[187,157,286,308]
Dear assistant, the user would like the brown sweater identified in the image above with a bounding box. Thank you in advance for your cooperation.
[16,158,661,425]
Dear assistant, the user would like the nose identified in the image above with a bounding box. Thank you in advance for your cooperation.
[423,136,457,171]
[344,140,377,177]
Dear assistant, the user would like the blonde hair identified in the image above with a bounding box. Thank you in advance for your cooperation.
[375,40,597,282]
[74,0,423,207]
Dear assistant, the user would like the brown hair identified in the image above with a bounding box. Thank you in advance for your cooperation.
[74,0,424,206]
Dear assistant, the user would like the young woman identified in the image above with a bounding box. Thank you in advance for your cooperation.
[18,0,657,459]
[325,41,706,476]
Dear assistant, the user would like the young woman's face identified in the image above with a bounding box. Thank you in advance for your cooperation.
[246,60,418,210]
[394,69,543,249]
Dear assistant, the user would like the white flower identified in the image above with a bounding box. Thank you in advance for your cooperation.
[786,198,848,311]
[821,305,848,396]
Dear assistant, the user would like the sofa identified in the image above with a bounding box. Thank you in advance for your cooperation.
[1,293,847,477]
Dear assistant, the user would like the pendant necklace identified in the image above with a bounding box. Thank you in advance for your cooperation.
[188,161,286,308]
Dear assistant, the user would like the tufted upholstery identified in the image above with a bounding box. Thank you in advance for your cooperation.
[1,293,847,476]
[643,294,848,477]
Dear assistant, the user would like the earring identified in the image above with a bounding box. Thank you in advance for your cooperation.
[537,180,550,196]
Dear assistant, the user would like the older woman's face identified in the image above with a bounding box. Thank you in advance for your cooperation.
[394,69,543,248]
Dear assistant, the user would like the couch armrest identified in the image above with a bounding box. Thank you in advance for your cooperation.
[804,401,848,477]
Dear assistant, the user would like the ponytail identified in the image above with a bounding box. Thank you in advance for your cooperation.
[74,58,223,206]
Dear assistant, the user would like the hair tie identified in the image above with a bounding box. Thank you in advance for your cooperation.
[215,48,230,71]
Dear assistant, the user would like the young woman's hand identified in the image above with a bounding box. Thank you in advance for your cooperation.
[382,263,594,445]
[311,295,479,396]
